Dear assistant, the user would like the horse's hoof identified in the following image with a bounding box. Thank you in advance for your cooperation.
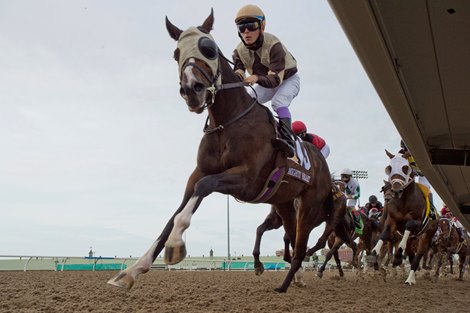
[107,271,134,290]
[316,271,324,279]
[274,287,287,293]
[254,264,265,276]
[164,244,187,265]
[292,281,306,288]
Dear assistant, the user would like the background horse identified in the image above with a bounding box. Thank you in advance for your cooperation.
[369,150,438,285]
[315,207,382,278]
[108,10,335,293]
[252,179,350,276]
[433,217,468,281]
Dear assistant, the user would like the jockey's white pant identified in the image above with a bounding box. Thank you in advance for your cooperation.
[347,198,357,208]
[320,144,330,159]
[418,175,431,189]
[454,219,463,229]
[247,73,300,111]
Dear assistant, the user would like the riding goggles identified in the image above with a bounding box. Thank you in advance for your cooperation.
[237,22,260,33]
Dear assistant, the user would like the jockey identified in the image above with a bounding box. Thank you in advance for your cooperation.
[365,195,384,219]
[340,168,360,208]
[233,4,300,157]
[291,121,330,159]
[399,139,436,219]
[441,204,466,242]
[341,168,361,228]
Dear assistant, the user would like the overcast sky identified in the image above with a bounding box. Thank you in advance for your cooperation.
[0,1,443,259]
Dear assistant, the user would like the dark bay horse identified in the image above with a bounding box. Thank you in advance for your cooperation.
[314,207,382,278]
[107,10,334,293]
[369,150,438,285]
[252,181,350,277]
[433,217,468,281]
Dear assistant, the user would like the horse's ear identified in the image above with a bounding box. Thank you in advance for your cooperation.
[385,149,395,159]
[200,8,214,33]
[166,16,183,41]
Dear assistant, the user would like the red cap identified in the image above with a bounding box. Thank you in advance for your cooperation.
[292,121,307,135]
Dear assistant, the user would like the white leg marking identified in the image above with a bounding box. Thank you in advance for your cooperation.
[293,267,306,287]
[166,197,198,247]
[405,270,416,285]
[130,239,160,273]
[372,239,384,255]
[398,230,410,251]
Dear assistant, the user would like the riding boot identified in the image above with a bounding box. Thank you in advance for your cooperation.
[457,227,465,242]
[272,117,295,158]
[280,117,296,149]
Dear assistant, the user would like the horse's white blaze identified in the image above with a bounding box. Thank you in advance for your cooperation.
[182,58,198,88]
[166,196,198,247]
[398,230,410,251]
[372,239,384,255]
[405,270,416,285]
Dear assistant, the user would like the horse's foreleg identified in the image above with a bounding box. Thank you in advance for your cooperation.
[395,220,419,267]
[165,168,249,265]
[306,223,334,257]
[107,169,204,289]
[369,222,392,269]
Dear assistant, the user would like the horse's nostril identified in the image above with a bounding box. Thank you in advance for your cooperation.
[193,83,204,93]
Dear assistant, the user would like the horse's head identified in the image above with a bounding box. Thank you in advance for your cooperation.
[437,217,452,241]
[384,149,413,199]
[380,180,392,202]
[166,9,220,113]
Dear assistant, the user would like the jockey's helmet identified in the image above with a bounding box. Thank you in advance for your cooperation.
[369,195,378,203]
[340,168,353,177]
[292,121,307,135]
[235,4,266,31]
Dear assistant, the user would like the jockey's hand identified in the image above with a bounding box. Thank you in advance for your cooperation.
[244,75,258,85]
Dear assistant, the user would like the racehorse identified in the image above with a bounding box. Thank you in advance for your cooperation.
[315,206,382,278]
[252,179,350,276]
[433,217,468,281]
[369,150,438,285]
[107,10,335,293]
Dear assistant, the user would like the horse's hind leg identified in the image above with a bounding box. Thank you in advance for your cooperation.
[275,200,324,292]
[252,207,283,276]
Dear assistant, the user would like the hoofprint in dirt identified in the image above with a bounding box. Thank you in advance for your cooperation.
[1,270,469,313]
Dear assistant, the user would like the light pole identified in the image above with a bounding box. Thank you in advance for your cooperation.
[227,195,231,261]
[352,170,368,207]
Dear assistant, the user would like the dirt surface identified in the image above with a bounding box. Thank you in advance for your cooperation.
[0,269,469,313]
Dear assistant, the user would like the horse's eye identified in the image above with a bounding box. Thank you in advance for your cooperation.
[385,165,391,175]
[198,37,218,60]
[173,48,180,62]
[402,165,410,175]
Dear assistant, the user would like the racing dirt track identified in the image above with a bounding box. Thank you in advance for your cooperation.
[1,270,469,312]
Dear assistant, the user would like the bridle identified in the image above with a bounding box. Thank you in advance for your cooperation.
[180,51,257,135]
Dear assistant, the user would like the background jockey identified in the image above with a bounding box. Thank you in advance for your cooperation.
[340,168,360,209]
[399,139,436,218]
[440,204,466,241]
[291,120,330,159]
[365,195,383,218]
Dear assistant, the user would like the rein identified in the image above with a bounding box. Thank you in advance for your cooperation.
[203,98,257,134]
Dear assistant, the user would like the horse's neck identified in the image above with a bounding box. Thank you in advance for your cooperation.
[208,60,254,126]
